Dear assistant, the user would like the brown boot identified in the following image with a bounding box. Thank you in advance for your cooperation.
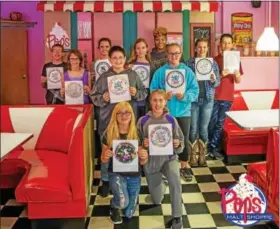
[188,140,198,167]
[198,139,207,167]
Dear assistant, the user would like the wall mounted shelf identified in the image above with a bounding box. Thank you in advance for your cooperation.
[0,20,37,28]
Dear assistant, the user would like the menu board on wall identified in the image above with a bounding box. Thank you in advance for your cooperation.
[190,23,215,57]
[232,12,253,47]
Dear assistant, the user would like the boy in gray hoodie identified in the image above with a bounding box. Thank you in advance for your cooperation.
[91,46,147,197]
[137,89,184,229]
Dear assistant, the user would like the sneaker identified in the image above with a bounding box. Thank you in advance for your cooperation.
[171,217,183,229]
[180,168,193,182]
[213,151,224,160]
[110,207,122,224]
[100,181,110,198]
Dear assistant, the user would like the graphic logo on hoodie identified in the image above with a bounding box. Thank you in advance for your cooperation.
[166,70,185,88]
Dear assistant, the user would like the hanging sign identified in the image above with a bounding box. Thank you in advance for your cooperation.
[46,22,71,51]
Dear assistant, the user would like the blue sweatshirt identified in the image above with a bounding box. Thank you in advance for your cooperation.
[150,63,199,117]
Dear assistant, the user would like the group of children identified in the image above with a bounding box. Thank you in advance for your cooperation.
[41,27,243,229]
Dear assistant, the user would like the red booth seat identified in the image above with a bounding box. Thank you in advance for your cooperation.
[223,89,279,157]
[247,128,279,226]
[0,105,94,219]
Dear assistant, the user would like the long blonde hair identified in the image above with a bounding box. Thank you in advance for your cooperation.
[128,38,151,64]
[105,102,138,148]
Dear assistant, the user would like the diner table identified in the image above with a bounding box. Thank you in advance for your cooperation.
[225,109,279,130]
[1,133,33,160]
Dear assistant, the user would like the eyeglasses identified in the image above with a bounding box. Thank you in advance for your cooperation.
[111,56,125,61]
[168,52,181,57]
[116,111,131,117]
[70,58,79,61]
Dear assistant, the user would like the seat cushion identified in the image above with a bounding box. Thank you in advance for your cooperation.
[247,162,267,194]
[15,150,71,203]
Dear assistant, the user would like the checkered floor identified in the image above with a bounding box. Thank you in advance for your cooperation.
[0,159,278,229]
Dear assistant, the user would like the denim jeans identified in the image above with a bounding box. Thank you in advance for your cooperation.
[101,162,109,182]
[109,173,141,218]
[208,100,232,152]
[190,98,214,143]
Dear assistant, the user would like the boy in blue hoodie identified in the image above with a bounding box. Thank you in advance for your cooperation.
[150,43,199,181]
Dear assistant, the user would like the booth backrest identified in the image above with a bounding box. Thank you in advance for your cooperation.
[267,128,279,201]
[229,89,279,111]
[1,106,83,154]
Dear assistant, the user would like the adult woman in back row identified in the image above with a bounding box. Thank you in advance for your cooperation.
[150,43,199,182]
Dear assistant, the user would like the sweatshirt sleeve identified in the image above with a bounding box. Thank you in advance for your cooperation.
[179,68,199,103]
[137,118,145,147]
[173,118,185,155]
[90,75,109,107]
[150,68,164,92]
[133,72,148,101]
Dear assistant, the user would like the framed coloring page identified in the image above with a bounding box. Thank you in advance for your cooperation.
[167,32,183,47]
[190,23,215,57]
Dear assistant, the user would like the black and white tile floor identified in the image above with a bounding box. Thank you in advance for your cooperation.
[0,160,278,229]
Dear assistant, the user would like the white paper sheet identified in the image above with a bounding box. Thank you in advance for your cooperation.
[65,81,84,104]
[46,67,63,89]
[113,140,139,172]
[165,69,186,94]
[224,51,240,74]
[195,58,214,81]
[107,74,131,104]
[132,64,150,88]
[95,59,111,81]
[149,124,173,156]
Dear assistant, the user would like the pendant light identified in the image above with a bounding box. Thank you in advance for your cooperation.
[256,1,279,51]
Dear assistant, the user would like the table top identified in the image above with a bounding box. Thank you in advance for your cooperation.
[1,133,33,159]
[226,109,279,130]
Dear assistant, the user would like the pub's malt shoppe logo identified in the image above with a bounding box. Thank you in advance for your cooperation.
[219,174,273,227]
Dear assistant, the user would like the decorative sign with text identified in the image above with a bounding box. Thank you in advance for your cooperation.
[46,22,71,51]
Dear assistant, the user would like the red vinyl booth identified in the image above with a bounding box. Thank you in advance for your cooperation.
[0,105,94,219]
[247,128,279,226]
[223,90,279,161]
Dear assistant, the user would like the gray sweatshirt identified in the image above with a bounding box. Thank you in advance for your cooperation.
[137,111,184,174]
[91,68,148,135]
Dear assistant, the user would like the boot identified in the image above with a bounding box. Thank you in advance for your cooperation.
[198,139,207,167]
[188,140,198,167]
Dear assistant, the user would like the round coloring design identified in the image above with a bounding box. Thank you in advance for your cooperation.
[134,66,149,82]
[108,77,129,95]
[150,126,172,147]
[166,71,185,88]
[196,58,213,75]
[66,82,83,98]
[96,62,110,75]
[48,69,62,83]
[115,142,137,163]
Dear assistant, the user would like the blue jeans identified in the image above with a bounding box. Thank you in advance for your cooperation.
[101,162,109,182]
[208,100,232,152]
[190,98,214,143]
[109,173,141,218]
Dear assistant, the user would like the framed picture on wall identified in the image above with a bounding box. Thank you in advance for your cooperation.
[167,32,183,47]
[190,23,215,57]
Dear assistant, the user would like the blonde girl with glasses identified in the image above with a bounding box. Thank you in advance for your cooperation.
[101,102,148,224]
[150,43,199,182]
